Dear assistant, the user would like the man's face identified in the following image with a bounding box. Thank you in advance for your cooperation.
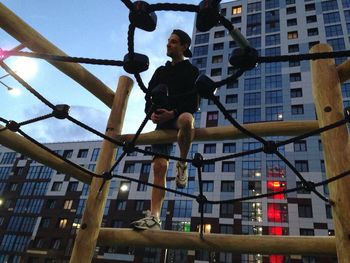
[166,34,187,58]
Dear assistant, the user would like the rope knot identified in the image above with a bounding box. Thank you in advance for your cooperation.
[263,141,277,154]
[6,120,20,132]
[192,153,204,168]
[53,104,70,119]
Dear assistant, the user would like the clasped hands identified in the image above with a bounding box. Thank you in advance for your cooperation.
[151,108,175,124]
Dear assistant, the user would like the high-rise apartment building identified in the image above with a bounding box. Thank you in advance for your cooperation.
[1,0,349,262]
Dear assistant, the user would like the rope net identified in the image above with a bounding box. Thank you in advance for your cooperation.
[1,0,350,237]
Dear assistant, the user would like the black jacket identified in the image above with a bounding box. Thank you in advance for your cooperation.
[145,60,199,116]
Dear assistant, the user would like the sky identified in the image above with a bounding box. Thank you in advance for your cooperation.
[0,0,202,143]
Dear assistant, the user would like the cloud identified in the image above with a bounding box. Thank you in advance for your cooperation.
[21,105,109,143]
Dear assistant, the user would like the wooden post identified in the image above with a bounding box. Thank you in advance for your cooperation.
[98,228,336,255]
[310,44,350,263]
[0,3,115,108]
[69,76,133,263]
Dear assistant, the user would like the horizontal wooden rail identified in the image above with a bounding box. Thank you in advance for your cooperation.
[0,3,115,108]
[98,228,336,255]
[0,125,92,184]
[119,120,320,145]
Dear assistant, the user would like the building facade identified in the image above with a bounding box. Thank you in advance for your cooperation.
[1,0,350,262]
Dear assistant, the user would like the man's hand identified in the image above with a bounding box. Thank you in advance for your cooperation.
[151,108,175,124]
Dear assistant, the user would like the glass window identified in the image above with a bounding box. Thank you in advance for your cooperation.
[265,47,280,56]
[265,75,282,89]
[242,180,262,197]
[298,203,313,218]
[294,140,307,152]
[248,2,261,13]
[267,203,288,222]
[305,3,315,11]
[286,6,296,14]
[247,36,261,48]
[77,149,88,158]
[265,0,279,9]
[204,144,216,154]
[291,104,304,115]
[287,18,297,26]
[206,111,218,127]
[231,16,242,24]
[232,6,242,15]
[265,62,282,74]
[173,200,192,217]
[266,160,286,178]
[244,77,261,91]
[195,33,209,44]
[266,90,283,104]
[328,37,346,51]
[222,161,235,172]
[116,200,127,210]
[193,45,208,57]
[202,181,214,192]
[213,42,224,50]
[288,44,299,53]
[223,143,236,153]
[244,92,261,106]
[343,0,350,8]
[265,34,280,46]
[226,94,238,104]
[123,162,135,173]
[0,152,16,165]
[325,24,343,37]
[192,57,207,68]
[242,202,262,221]
[300,228,314,236]
[51,182,62,191]
[321,0,338,11]
[288,31,298,39]
[202,163,215,172]
[266,106,283,121]
[290,73,301,82]
[243,108,261,123]
[307,28,318,36]
[242,161,261,177]
[295,160,309,172]
[323,12,340,24]
[198,203,212,213]
[342,83,350,97]
[67,181,78,191]
[211,68,222,77]
[307,15,317,23]
[221,181,235,192]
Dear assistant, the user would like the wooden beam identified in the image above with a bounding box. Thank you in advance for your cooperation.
[0,3,115,108]
[98,228,336,255]
[69,76,133,263]
[337,59,350,84]
[0,125,92,184]
[311,43,350,263]
[119,120,319,145]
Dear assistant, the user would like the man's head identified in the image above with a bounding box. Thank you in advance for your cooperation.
[167,29,192,60]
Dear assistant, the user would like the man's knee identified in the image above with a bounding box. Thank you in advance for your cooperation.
[153,157,168,174]
[177,113,194,130]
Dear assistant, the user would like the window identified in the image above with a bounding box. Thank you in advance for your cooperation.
[265,34,280,46]
[266,106,283,121]
[244,92,261,106]
[123,162,135,173]
[244,77,261,91]
[286,6,296,14]
[221,181,234,192]
[322,0,338,11]
[51,182,62,191]
[202,181,214,192]
[220,203,234,217]
[202,163,215,173]
[323,12,340,24]
[327,38,345,51]
[343,0,350,8]
[286,0,295,5]
[195,33,209,44]
[62,149,73,158]
[198,203,212,213]
[242,202,262,221]
[243,108,261,123]
[213,43,224,50]
[295,160,309,172]
[266,90,283,104]
[287,18,297,26]
[223,143,236,153]
[287,31,298,39]
[298,204,313,218]
[265,10,280,33]
[288,44,299,53]
[294,140,307,152]
[77,149,88,158]
[267,160,286,178]
[265,75,282,89]
[325,24,343,37]
[211,68,222,77]
[268,203,288,222]
[289,61,300,67]
[173,200,192,217]
[231,16,242,24]
[57,218,68,229]
[300,228,314,236]
[266,0,279,9]
[214,30,225,38]
[51,239,61,249]
[46,199,56,209]
[267,181,286,199]
[40,218,50,228]
[265,62,282,74]
[232,6,242,15]
[206,111,218,127]
[291,88,302,98]
[242,161,261,178]
[306,15,317,23]
[137,182,147,191]
[204,144,216,154]
[247,2,261,13]
[226,94,238,104]
[67,182,78,191]
[116,200,127,210]
[291,105,304,115]
[290,73,301,82]
[193,45,208,56]
[90,148,100,162]
[135,200,144,211]
[63,200,73,210]
[326,204,333,219]
[141,163,151,174]
[222,161,235,172]
[342,83,350,97]
[297,181,311,194]
[305,3,315,11]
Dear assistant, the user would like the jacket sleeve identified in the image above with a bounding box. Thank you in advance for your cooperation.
[145,67,162,115]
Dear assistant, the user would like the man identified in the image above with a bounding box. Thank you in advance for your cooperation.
[131,29,199,230]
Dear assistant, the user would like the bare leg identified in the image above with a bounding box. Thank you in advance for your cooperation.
[151,157,168,219]
[177,113,194,159]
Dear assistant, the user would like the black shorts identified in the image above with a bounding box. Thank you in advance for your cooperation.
[151,118,177,160]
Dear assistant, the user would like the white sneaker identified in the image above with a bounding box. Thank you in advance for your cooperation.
[176,161,188,188]
[130,211,161,230]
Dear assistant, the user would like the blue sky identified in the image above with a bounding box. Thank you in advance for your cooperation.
[0,0,200,142]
